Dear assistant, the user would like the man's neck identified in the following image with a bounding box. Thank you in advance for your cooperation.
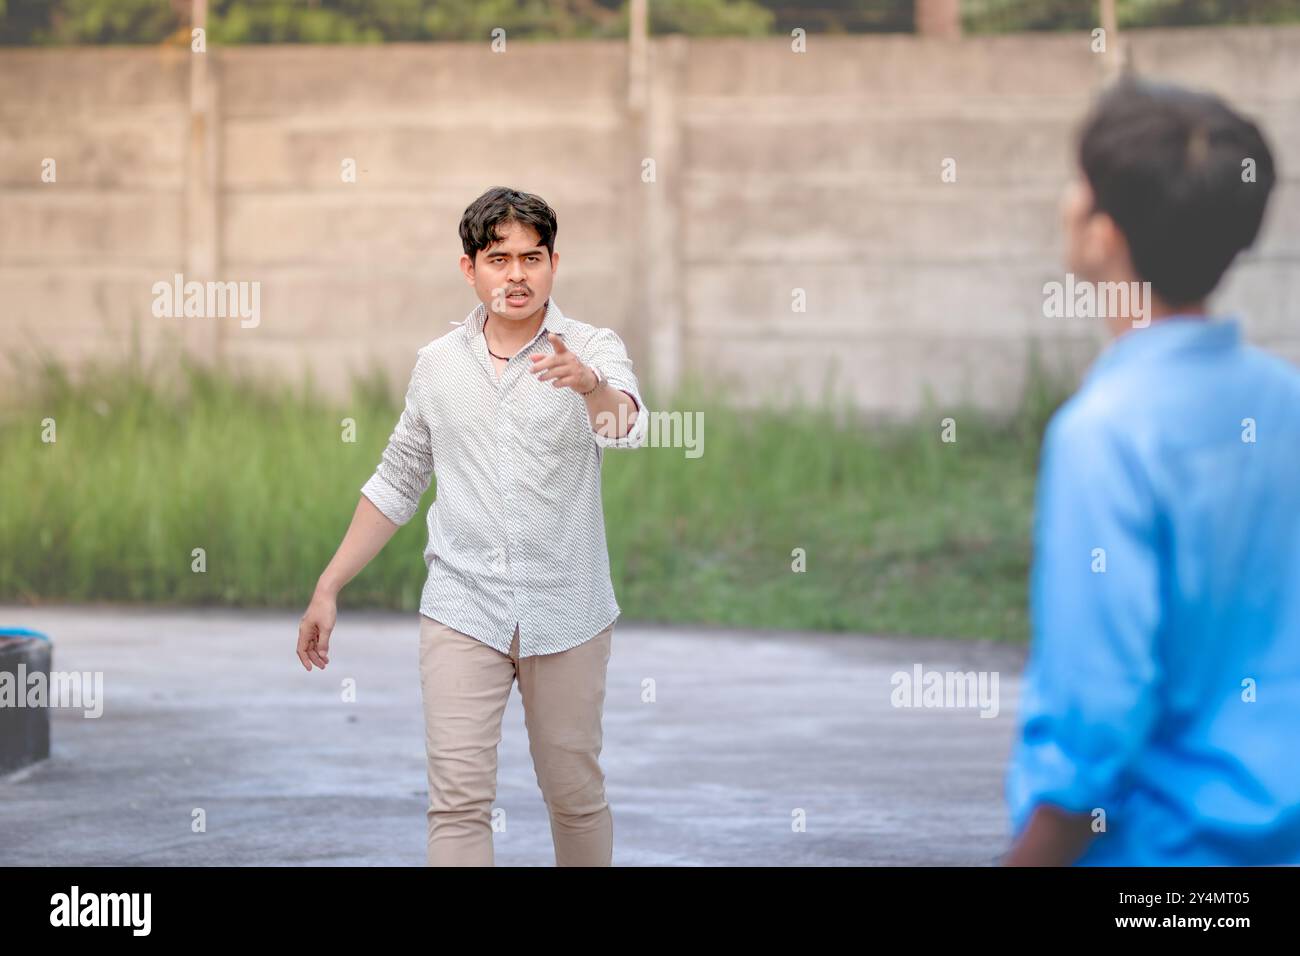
[484,303,545,355]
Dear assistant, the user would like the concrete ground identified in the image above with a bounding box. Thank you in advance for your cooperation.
[0,606,1028,866]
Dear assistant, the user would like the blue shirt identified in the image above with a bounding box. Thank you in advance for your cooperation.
[1006,315,1300,865]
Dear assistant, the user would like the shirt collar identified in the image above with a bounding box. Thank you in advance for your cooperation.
[1085,314,1242,384]
[462,295,565,341]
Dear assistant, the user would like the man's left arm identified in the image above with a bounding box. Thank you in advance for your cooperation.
[1004,410,1164,865]
[531,329,648,448]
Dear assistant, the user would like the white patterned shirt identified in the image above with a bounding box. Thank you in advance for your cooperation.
[360,296,648,657]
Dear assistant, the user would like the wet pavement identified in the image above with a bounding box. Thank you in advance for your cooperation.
[0,606,1027,866]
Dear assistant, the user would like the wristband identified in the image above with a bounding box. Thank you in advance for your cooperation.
[580,365,604,396]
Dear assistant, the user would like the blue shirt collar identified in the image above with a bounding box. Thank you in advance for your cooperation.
[1085,314,1242,384]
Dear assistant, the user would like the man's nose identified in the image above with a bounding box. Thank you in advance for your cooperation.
[506,258,526,281]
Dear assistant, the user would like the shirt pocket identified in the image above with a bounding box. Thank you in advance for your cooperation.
[525,380,590,455]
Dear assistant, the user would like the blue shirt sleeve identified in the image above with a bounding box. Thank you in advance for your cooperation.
[1006,403,1165,835]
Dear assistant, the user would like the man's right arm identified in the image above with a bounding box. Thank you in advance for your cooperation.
[296,353,436,671]
[297,495,401,671]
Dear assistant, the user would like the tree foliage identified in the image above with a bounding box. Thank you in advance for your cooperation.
[2,0,1298,45]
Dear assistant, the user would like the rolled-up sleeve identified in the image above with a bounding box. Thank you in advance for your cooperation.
[583,327,649,450]
[360,352,435,526]
[1006,404,1164,835]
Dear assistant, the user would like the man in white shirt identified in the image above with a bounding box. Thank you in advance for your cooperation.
[296,187,648,866]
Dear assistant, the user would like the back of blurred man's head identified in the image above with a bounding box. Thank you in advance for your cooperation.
[1063,78,1276,311]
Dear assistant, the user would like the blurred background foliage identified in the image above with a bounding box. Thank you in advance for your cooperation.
[0,350,1070,640]
[1,0,1297,45]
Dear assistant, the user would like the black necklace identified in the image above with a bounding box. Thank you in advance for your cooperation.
[484,316,514,360]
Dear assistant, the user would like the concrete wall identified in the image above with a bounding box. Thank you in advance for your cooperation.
[1,27,1297,415]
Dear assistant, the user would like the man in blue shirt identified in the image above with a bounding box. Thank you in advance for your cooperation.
[1005,79,1300,865]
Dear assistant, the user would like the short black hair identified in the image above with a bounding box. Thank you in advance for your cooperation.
[458,187,558,260]
[1077,78,1276,307]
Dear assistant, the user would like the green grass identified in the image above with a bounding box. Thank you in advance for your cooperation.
[0,351,1070,641]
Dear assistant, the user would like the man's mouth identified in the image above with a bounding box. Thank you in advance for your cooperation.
[506,289,530,305]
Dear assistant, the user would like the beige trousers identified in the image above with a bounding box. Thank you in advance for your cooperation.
[417,613,614,866]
